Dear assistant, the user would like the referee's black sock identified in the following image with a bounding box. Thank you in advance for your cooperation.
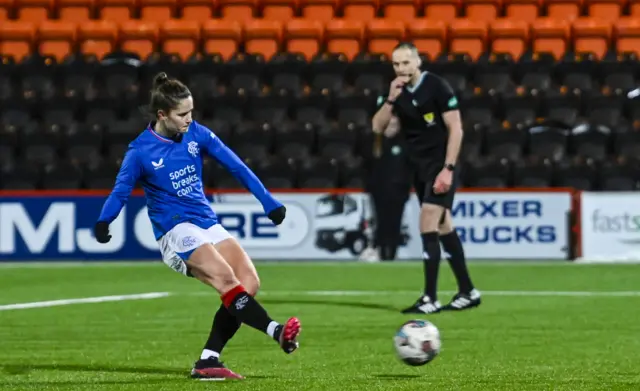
[421,232,441,300]
[222,285,281,342]
[203,304,242,357]
[440,231,474,294]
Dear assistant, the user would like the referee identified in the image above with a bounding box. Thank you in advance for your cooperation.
[372,43,481,314]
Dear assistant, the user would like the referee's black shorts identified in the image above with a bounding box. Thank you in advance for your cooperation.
[414,164,459,210]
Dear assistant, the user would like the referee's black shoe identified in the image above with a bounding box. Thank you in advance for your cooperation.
[401,295,442,314]
[441,289,482,312]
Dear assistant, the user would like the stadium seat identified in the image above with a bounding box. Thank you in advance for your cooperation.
[571,126,610,160]
[631,0,640,16]
[15,0,52,22]
[512,156,553,187]
[367,19,405,57]
[616,18,640,57]
[423,0,459,21]
[585,0,624,20]
[273,121,315,159]
[58,0,94,21]
[572,18,611,59]
[119,21,158,60]
[342,0,379,21]
[555,157,597,190]
[490,19,529,60]
[298,157,340,188]
[180,0,215,21]
[546,0,581,20]
[262,0,298,21]
[465,0,501,22]
[529,126,569,160]
[382,0,418,20]
[244,19,283,61]
[1,162,42,190]
[79,21,117,60]
[0,0,11,21]
[219,0,257,21]
[503,0,540,21]
[325,20,364,60]
[286,19,323,60]
[38,21,76,63]
[0,22,36,62]
[599,157,638,190]
[464,156,511,188]
[300,0,336,21]
[161,20,200,61]
[98,0,135,21]
[407,20,446,59]
[449,20,488,60]
[139,0,176,21]
[531,18,570,59]
[202,20,242,61]
[42,160,84,190]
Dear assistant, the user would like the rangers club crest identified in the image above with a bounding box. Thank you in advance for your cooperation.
[187,141,199,158]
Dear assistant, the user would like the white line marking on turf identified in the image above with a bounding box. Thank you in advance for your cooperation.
[182,290,640,298]
[0,292,170,311]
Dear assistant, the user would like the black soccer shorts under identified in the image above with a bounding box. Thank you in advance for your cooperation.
[414,164,459,211]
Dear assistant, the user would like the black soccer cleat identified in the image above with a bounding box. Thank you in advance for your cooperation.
[442,289,482,312]
[190,357,244,380]
[401,295,442,314]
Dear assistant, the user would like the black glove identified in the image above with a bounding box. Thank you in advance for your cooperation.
[94,221,112,243]
[267,206,286,226]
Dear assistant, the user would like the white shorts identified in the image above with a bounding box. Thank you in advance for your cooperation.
[158,223,233,276]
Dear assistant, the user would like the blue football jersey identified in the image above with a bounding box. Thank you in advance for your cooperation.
[98,121,282,240]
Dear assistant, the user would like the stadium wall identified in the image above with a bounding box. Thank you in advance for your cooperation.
[0,188,577,262]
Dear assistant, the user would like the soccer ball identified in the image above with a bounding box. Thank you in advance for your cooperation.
[393,319,441,366]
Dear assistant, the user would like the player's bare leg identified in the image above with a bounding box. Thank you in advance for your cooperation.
[438,211,481,311]
[401,203,444,314]
[187,243,301,380]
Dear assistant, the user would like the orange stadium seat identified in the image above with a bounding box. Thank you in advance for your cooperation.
[262,0,299,21]
[423,0,459,21]
[38,21,76,62]
[325,20,364,60]
[244,19,282,60]
[585,0,625,20]
[161,19,200,61]
[382,0,419,20]
[202,20,242,60]
[531,18,570,59]
[286,19,323,60]
[219,0,257,21]
[15,0,52,22]
[546,0,582,21]
[139,0,176,21]
[449,19,488,60]
[58,0,94,21]
[0,0,12,20]
[465,0,502,22]
[367,19,405,57]
[119,21,159,60]
[299,0,336,21]
[180,0,215,22]
[98,0,135,21]
[343,0,379,21]
[630,0,640,16]
[616,18,640,56]
[407,19,446,58]
[0,21,35,62]
[572,18,611,59]
[503,0,540,21]
[79,20,118,60]
[490,19,528,59]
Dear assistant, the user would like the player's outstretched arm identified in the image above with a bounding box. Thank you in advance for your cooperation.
[95,148,143,243]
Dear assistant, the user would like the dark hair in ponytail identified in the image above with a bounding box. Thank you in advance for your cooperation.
[142,72,191,120]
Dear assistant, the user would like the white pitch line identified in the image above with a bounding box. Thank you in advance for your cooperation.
[0,292,170,311]
[182,290,640,298]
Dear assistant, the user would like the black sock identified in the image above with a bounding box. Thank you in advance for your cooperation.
[440,231,474,294]
[222,286,281,342]
[421,232,441,300]
[204,304,242,355]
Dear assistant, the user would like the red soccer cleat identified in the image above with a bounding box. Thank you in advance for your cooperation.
[279,317,301,354]
[190,357,244,380]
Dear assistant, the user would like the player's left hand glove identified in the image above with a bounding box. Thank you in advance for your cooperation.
[94,221,112,243]
[268,206,286,225]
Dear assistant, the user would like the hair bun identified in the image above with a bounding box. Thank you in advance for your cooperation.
[153,72,169,88]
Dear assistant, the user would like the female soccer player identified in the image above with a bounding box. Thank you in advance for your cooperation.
[93,72,301,380]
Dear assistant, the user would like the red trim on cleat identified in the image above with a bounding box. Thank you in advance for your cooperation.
[279,317,301,354]
[192,367,245,380]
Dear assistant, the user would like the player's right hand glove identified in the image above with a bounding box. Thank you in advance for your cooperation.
[94,221,112,243]
[268,206,286,226]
